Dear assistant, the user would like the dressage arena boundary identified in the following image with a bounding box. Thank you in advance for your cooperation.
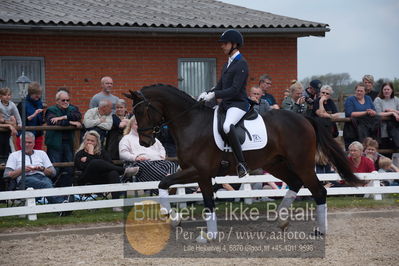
[0,172,398,220]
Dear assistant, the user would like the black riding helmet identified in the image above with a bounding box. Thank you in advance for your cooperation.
[218,29,244,55]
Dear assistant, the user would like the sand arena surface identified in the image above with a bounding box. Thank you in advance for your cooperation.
[1,209,398,265]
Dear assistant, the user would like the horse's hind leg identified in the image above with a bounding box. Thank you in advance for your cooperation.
[303,172,328,235]
[267,165,304,230]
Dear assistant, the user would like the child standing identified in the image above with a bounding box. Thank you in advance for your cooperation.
[0,87,21,161]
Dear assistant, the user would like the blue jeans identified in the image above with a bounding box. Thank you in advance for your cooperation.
[25,173,64,204]
[47,143,74,187]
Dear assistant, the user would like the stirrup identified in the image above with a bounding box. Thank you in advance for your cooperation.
[237,163,249,178]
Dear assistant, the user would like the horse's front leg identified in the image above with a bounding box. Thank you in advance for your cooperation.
[158,166,199,226]
[195,177,218,244]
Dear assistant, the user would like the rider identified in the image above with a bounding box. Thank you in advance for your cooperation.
[199,29,250,178]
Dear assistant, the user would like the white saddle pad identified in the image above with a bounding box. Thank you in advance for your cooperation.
[213,106,268,152]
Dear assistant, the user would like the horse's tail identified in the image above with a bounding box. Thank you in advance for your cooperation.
[306,117,366,186]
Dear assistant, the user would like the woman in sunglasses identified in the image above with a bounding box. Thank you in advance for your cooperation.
[313,85,339,119]
[45,90,82,187]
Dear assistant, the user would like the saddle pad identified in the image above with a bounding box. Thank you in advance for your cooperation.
[213,106,268,152]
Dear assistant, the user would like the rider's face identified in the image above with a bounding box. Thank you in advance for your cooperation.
[221,42,233,55]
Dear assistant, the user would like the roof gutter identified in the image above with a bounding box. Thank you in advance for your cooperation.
[0,24,329,37]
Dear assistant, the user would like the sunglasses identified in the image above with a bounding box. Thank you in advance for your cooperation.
[59,99,70,102]
[320,92,330,95]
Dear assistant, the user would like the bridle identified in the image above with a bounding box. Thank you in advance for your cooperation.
[132,91,204,140]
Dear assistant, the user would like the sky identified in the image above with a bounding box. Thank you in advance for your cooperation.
[221,0,399,82]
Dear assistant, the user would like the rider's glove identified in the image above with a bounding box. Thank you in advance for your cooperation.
[197,91,208,101]
[203,92,215,102]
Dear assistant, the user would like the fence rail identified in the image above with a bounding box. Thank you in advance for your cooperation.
[0,172,398,220]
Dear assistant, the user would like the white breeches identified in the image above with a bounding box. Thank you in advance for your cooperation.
[223,107,246,134]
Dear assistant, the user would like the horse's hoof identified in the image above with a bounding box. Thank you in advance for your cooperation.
[278,220,289,231]
[169,210,181,227]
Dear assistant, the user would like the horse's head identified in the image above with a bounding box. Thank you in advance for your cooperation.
[123,90,165,147]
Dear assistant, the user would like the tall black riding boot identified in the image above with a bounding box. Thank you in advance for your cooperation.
[227,125,249,178]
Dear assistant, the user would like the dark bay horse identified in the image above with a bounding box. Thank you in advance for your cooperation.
[124,84,363,242]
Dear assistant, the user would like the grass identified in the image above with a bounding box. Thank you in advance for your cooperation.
[1,194,398,230]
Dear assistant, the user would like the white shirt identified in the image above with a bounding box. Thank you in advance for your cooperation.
[227,50,240,68]
[5,150,53,182]
[119,131,166,161]
[83,107,112,130]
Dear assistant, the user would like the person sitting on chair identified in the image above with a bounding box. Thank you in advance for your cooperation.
[74,130,138,211]
[3,131,64,204]
[198,29,250,178]
[118,116,179,192]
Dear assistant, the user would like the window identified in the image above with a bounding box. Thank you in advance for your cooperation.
[178,58,216,97]
[0,57,45,102]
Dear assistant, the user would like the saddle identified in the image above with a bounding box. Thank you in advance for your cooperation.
[217,105,258,145]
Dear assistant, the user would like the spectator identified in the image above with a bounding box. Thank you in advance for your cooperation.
[105,99,130,160]
[0,87,21,161]
[3,131,64,204]
[362,137,383,171]
[378,157,399,186]
[249,86,271,116]
[119,116,179,193]
[45,90,82,187]
[304,79,322,115]
[348,141,375,173]
[373,82,399,148]
[282,80,307,114]
[343,82,380,147]
[89,76,119,112]
[83,99,113,144]
[363,74,379,101]
[74,130,138,211]
[259,74,279,109]
[313,85,339,138]
[16,82,45,150]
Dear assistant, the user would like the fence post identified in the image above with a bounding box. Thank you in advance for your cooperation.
[372,173,382,200]
[26,187,38,221]
[240,183,253,205]
[176,187,187,208]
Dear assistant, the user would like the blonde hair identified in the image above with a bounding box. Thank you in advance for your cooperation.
[378,157,392,170]
[77,130,102,155]
[289,80,303,94]
[362,74,374,84]
[124,116,136,135]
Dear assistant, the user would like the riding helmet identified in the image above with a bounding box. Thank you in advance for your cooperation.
[218,29,244,47]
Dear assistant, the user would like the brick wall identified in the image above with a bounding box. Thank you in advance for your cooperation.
[0,33,297,113]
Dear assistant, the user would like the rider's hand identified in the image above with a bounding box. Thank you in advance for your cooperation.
[203,92,215,102]
[197,91,207,101]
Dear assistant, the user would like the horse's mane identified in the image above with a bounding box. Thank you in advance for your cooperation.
[141,84,211,111]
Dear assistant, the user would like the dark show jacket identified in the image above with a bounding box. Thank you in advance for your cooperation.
[212,53,249,112]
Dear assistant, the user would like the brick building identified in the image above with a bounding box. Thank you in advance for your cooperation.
[0,0,329,113]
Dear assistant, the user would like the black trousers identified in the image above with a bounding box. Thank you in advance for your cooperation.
[82,159,124,199]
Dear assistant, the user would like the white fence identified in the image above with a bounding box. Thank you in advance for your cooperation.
[0,172,398,221]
